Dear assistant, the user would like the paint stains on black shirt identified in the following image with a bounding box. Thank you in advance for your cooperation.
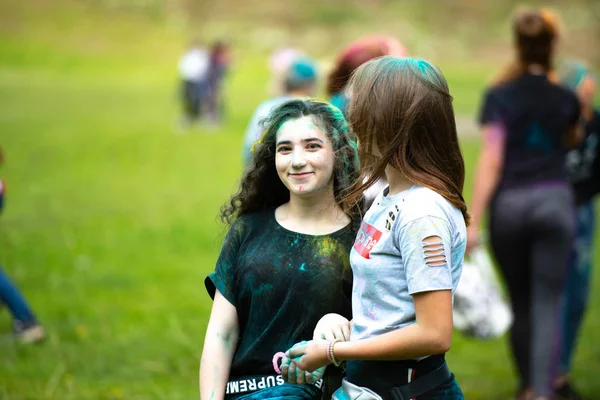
[205,209,354,378]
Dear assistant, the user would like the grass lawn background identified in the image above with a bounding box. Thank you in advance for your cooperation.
[1,1,599,399]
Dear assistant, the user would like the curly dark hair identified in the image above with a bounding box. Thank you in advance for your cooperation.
[221,99,362,225]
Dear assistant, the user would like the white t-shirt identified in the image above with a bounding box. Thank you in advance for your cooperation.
[350,185,466,340]
[178,48,210,82]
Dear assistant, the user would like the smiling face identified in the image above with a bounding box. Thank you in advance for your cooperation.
[275,116,336,197]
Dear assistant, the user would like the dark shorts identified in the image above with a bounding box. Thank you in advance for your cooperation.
[346,355,464,400]
[416,375,464,400]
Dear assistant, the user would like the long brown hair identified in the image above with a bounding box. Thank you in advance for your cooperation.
[495,8,561,85]
[221,99,362,225]
[342,56,469,225]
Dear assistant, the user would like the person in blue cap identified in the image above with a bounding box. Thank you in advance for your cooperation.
[242,57,317,165]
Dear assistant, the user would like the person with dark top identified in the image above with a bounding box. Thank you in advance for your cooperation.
[199,100,362,400]
[0,147,46,344]
[466,9,582,400]
[554,60,599,400]
[284,57,468,399]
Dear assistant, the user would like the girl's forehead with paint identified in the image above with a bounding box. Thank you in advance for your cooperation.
[276,117,329,143]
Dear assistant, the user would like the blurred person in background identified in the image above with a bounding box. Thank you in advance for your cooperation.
[0,147,45,344]
[467,9,582,400]
[327,35,406,209]
[268,47,306,96]
[200,100,362,400]
[554,60,600,400]
[242,57,318,165]
[205,40,232,126]
[178,40,210,129]
[327,35,406,117]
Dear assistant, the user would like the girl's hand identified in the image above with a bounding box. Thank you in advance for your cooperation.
[466,225,480,255]
[313,313,351,341]
[285,340,330,373]
[280,352,325,384]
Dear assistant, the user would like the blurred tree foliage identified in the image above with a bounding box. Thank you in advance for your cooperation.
[65,0,600,66]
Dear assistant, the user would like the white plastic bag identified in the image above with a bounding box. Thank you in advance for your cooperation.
[453,246,513,340]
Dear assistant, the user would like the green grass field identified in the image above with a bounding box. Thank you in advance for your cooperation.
[1,2,599,399]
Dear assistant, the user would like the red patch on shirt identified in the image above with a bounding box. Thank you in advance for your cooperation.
[353,221,383,259]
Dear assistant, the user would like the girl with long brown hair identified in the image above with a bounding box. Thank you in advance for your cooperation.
[327,36,407,210]
[467,8,582,400]
[283,56,468,399]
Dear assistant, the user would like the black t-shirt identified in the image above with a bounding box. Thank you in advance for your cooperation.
[479,74,581,190]
[205,209,354,378]
[568,110,600,204]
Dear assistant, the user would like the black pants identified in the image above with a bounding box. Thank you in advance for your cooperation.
[490,184,575,397]
[181,80,203,120]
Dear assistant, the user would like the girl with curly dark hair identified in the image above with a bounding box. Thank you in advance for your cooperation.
[200,99,361,400]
